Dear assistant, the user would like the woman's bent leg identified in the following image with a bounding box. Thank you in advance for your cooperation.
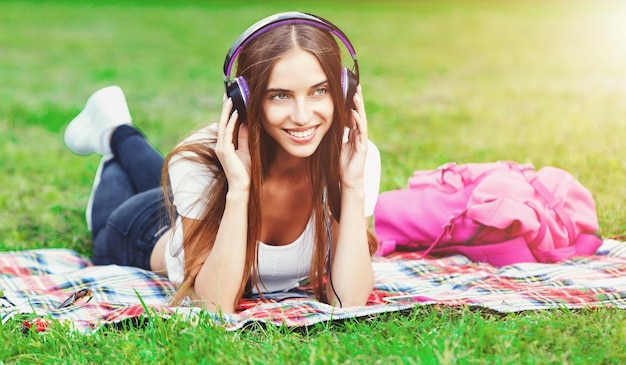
[110,125,164,193]
[90,160,135,238]
[89,125,163,233]
[92,187,169,270]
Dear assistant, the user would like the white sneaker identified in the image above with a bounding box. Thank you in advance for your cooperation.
[64,85,132,156]
[85,155,112,232]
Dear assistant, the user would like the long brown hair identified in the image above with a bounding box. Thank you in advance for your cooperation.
[163,23,377,306]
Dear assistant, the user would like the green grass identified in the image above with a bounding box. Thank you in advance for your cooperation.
[2,0,626,363]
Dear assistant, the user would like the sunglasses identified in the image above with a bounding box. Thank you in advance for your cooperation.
[57,288,93,309]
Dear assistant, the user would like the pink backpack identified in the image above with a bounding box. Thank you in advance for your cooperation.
[373,161,602,266]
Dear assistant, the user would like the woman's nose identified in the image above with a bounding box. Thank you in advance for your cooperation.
[290,98,311,125]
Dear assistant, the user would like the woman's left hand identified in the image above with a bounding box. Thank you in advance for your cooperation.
[340,85,368,191]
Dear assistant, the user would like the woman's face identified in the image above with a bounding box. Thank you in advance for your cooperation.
[261,48,334,160]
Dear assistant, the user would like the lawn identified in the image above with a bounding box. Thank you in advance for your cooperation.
[1,0,626,363]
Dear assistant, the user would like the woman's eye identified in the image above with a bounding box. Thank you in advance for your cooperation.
[313,87,328,96]
[271,93,288,101]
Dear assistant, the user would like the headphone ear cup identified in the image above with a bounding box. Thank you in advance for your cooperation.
[226,76,250,122]
[341,67,358,110]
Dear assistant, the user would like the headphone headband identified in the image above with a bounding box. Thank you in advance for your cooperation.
[223,12,359,82]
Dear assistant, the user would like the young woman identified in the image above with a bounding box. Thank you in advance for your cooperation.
[64,12,381,313]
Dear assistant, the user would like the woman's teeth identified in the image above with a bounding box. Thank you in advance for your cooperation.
[287,128,314,138]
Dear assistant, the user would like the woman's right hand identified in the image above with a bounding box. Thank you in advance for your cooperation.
[215,97,251,192]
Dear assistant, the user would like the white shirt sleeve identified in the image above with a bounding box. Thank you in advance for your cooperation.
[168,124,218,219]
[363,140,382,217]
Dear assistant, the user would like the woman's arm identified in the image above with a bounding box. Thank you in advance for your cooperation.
[326,192,374,307]
[191,189,248,313]
[326,85,375,307]
[192,98,251,313]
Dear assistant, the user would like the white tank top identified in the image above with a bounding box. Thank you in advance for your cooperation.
[165,215,315,293]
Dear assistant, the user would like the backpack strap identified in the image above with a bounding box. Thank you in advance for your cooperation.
[419,212,465,259]
[521,169,577,242]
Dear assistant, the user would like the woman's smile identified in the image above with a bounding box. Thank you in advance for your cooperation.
[285,125,319,141]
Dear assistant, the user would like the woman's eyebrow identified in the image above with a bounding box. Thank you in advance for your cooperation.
[265,87,290,93]
[311,80,328,88]
[265,80,329,93]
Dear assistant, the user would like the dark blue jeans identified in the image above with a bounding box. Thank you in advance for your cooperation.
[91,125,170,270]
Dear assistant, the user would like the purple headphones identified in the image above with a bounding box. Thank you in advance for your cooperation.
[223,12,360,122]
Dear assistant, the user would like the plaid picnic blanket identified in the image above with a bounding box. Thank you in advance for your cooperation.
[2,239,625,333]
